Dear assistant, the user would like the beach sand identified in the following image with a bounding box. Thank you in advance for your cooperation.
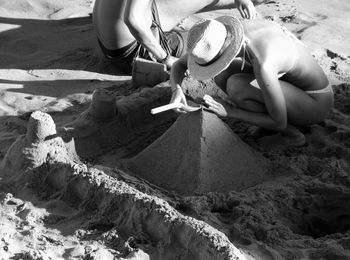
[0,0,350,259]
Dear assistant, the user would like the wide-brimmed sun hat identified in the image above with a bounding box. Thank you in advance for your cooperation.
[187,16,244,81]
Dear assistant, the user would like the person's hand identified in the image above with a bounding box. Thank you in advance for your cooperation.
[164,55,179,70]
[235,0,257,20]
[203,94,232,117]
[169,85,201,113]
[170,85,188,113]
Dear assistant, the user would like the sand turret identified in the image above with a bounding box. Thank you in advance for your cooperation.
[1,111,78,178]
[88,88,116,122]
[26,111,57,143]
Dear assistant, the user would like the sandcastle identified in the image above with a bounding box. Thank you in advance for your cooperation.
[61,85,177,158]
[126,110,271,195]
[1,111,57,176]
[0,111,78,180]
[26,110,57,143]
[0,110,249,260]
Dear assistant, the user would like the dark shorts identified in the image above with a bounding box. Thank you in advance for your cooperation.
[97,39,140,74]
[97,30,184,74]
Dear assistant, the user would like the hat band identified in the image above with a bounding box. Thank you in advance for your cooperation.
[196,24,233,67]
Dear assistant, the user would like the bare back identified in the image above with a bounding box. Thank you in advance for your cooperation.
[243,20,329,91]
[93,0,135,49]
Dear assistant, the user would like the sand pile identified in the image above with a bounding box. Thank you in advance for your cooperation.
[0,111,248,259]
[1,111,75,180]
[60,85,176,160]
[126,110,271,195]
[1,0,350,259]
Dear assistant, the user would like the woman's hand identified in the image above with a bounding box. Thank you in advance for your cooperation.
[203,95,232,117]
[170,86,201,113]
[235,0,257,20]
[170,85,189,113]
[164,55,179,70]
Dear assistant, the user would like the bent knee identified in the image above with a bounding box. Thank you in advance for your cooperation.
[226,74,254,103]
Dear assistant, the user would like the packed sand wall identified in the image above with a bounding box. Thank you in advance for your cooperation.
[0,111,248,260]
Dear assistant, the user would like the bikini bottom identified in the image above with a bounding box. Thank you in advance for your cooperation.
[244,76,333,97]
[305,84,333,94]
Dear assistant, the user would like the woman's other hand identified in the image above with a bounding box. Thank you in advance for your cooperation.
[235,0,257,20]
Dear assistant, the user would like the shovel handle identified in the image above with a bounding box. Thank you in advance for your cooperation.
[151,103,183,114]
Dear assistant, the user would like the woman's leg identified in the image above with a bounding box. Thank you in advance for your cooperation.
[225,74,333,148]
[214,60,254,93]
[226,74,333,125]
[225,73,266,113]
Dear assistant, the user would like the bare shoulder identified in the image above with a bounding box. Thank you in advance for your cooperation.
[243,20,297,70]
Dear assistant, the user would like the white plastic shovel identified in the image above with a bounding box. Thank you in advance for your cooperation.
[151,103,201,114]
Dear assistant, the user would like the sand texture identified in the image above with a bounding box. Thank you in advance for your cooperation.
[126,110,271,195]
[1,0,350,259]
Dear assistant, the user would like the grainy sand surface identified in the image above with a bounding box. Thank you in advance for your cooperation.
[0,0,350,259]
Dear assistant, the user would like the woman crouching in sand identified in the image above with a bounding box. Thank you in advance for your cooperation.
[169,16,334,148]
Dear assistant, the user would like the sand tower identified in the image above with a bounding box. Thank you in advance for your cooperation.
[26,111,57,143]
[88,88,117,122]
[1,111,73,178]
[126,110,271,195]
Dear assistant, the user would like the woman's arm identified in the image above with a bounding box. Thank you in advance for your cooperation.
[169,54,195,113]
[203,95,287,131]
[204,62,288,130]
[124,0,176,67]
[234,41,288,130]
[200,0,257,19]
[170,54,188,91]
[253,61,288,130]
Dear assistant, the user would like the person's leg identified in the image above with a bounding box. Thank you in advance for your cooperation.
[226,74,333,125]
[225,74,305,148]
[225,73,266,113]
[257,124,306,149]
[214,60,254,93]
[225,74,333,148]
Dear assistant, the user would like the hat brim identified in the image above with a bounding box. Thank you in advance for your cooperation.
[188,16,244,81]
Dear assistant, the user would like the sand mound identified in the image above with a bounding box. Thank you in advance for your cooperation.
[60,85,176,159]
[1,0,350,258]
[126,110,271,195]
[0,111,249,259]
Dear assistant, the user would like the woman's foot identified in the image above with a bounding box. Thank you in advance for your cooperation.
[258,125,306,150]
